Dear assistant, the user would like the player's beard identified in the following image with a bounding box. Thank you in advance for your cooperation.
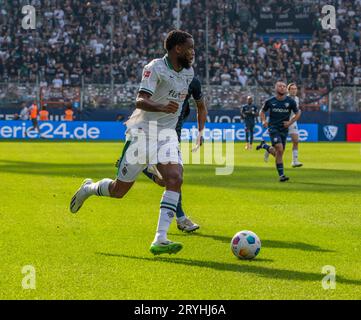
[277,91,286,97]
[178,55,192,69]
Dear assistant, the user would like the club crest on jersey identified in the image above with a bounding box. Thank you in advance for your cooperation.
[285,103,290,108]
[323,125,338,141]
[143,70,151,78]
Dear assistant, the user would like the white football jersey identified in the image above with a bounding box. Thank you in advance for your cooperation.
[288,95,299,118]
[126,56,194,135]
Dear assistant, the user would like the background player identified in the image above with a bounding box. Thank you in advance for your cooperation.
[240,96,258,150]
[142,76,207,233]
[256,81,301,182]
[287,83,303,167]
[70,30,195,256]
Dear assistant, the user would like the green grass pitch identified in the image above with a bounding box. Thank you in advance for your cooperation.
[1,141,360,300]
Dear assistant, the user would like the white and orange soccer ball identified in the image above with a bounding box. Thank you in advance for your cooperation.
[231,230,261,260]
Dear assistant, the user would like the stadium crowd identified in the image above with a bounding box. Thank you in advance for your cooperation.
[0,0,360,90]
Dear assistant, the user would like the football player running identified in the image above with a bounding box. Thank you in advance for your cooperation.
[256,81,301,182]
[70,30,196,256]
[142,76,207,233]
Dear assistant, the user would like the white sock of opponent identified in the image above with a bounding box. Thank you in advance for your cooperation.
[85,179,112,197]
[293,149,298,162]
[154,190,180,243]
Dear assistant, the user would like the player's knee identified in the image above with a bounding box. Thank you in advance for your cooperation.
[155,177,166,187]
[275,145,284,155]
[165,173,183,189]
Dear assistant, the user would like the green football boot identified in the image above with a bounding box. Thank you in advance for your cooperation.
[150,240,183,255]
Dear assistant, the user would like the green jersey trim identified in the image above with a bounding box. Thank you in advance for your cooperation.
[139,87,154,95]
[163,55,182,73]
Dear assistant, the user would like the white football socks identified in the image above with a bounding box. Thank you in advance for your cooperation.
[293,149,299,162]
[85,179,112,197]
[154,190,180,243]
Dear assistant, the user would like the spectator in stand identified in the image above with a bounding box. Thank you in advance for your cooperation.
[64,105,75,121]
[0,0,360,91]
[39,106,50,121]
[19,102,29,121]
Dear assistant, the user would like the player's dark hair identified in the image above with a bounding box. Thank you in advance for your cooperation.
[275,80,286,85]
[164,30,193,52]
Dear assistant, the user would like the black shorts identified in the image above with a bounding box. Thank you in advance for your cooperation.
[31,118,38,127]
[269,129,287,148]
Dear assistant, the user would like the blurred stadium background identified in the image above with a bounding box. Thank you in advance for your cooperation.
[0,0,361,137]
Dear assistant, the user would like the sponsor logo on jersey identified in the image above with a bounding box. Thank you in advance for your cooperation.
[323,125,338,141]
[169,89,188,101]
[143,70,151,78]
[272,108,289,113]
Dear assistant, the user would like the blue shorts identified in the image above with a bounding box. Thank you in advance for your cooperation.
[269,129,287,148]
[245,122,255,131]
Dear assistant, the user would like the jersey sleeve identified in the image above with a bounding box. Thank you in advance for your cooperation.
[290,99,299,114]
[189,77,203,101]
[139,63,159,96]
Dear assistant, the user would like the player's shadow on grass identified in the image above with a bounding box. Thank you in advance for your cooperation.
[96,252,361,286]
[184,165,361,192]
[169,233,335,253]
[1,160,361,193]
[0,159,114,179]
[295,181,361,188]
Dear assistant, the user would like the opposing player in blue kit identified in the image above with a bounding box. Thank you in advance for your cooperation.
[256,81,301,182]
[240,96,258,150]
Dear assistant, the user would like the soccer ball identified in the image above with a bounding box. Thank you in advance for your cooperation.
[231,230,261,260]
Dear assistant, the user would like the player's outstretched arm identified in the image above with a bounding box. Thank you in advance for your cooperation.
[136,92,178,113]
[192,98,208,152]
[284,107,302,128]
[260,101,269,127]
[260,110,268,128]
[289,110,302,124]
[195,98,207,133]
